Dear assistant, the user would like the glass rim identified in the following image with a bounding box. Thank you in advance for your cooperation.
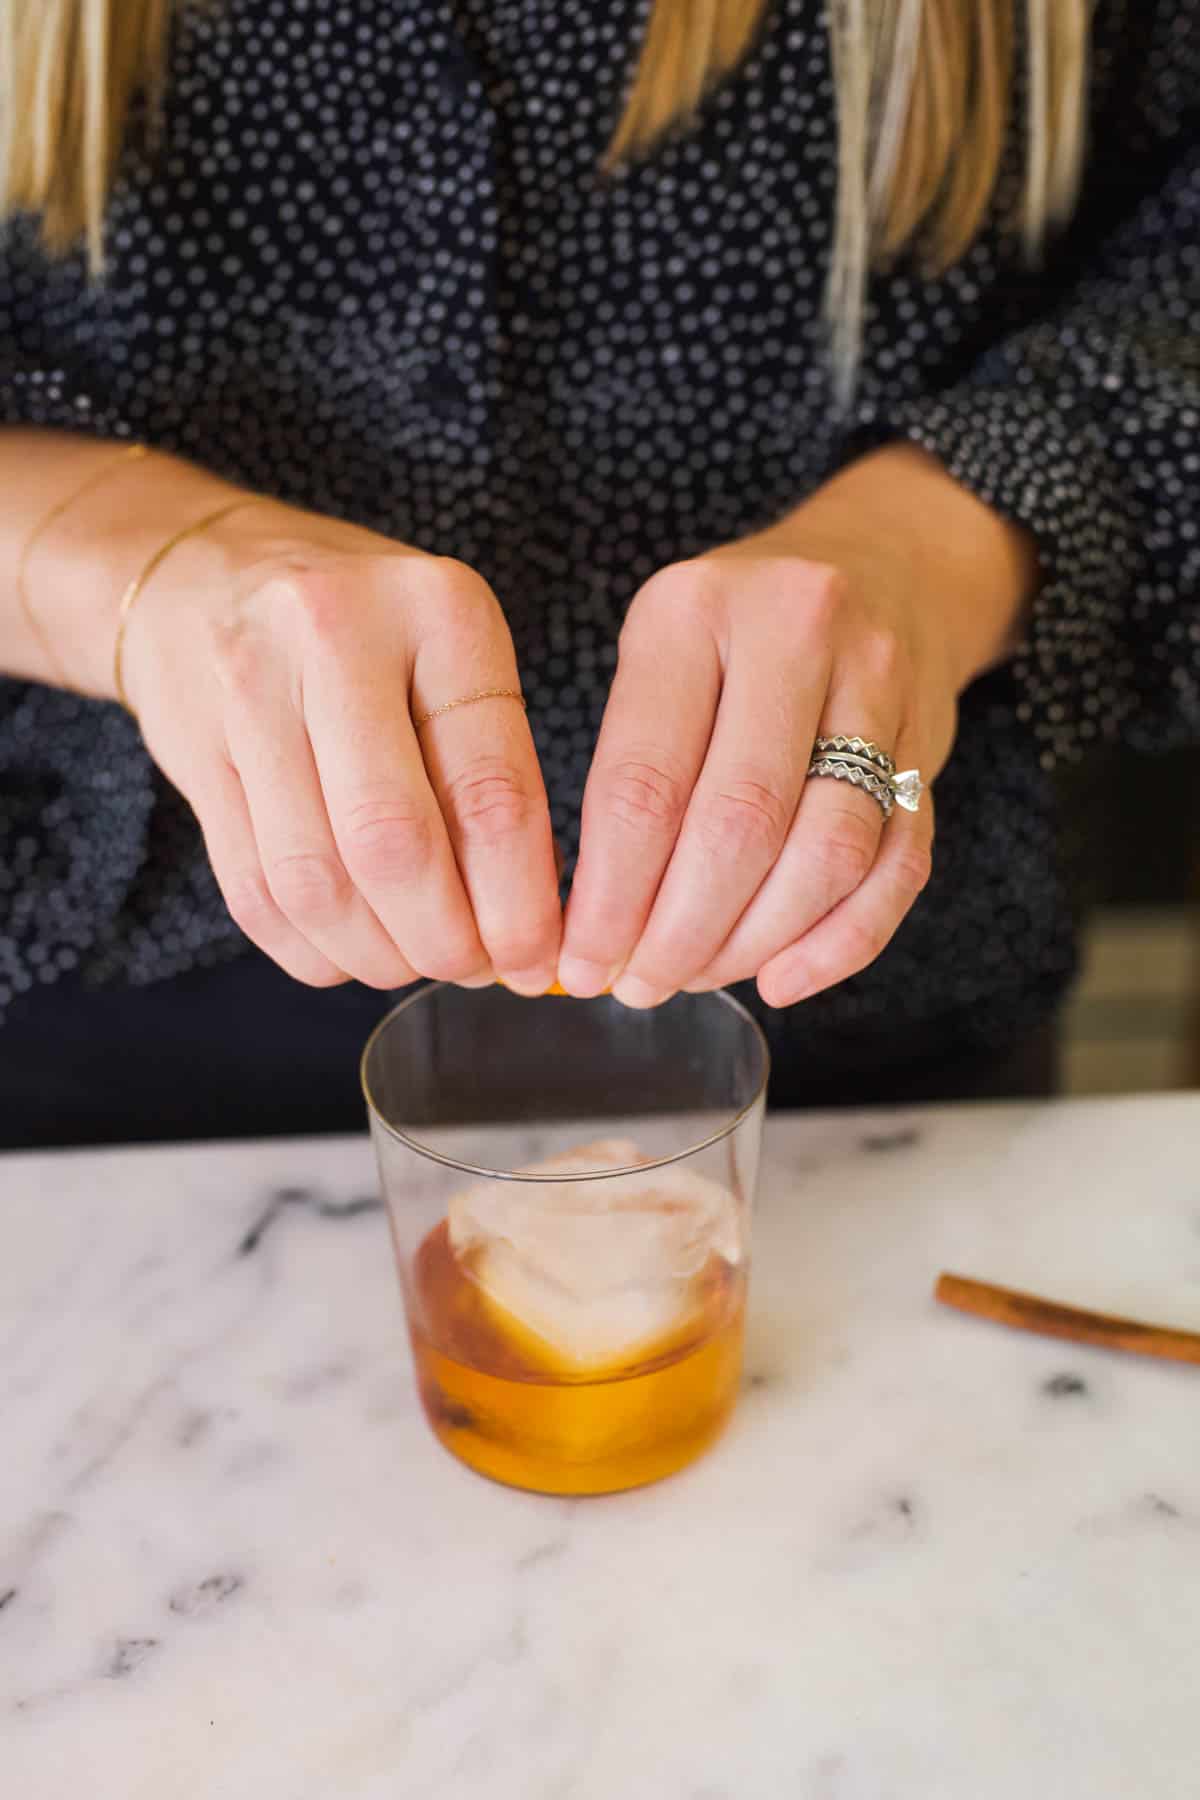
[359,983,771,1182]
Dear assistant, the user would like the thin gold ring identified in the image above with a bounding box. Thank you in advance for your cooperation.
[413,688,527,730]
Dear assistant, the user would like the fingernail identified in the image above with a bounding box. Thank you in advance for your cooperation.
[498,966,557,997]
[457,967,496,990]
[612,974,672,1010]
[556,955,618,998]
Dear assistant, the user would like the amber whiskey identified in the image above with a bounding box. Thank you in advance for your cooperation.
[407,1219,746,1495]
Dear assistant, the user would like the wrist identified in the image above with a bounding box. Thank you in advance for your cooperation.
[41,450,248,698]
[735,444,1039,696]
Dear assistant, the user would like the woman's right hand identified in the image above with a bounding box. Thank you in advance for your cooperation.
[115,494,562,994]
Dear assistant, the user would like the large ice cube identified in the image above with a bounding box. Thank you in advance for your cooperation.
[447,1139,741,1370]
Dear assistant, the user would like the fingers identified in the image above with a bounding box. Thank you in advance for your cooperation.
[413,582,561,994]
[684,789,880,994]
[605,602,826,1008]
[299,557,560,991]
[201,555,555,992]
[224,651,426,989]
[134,522,560,994]
[296,573,494,988]
[684,654,904,992]
[756,742,933,1008]
[558,571,723,997]
[195,759,351,989]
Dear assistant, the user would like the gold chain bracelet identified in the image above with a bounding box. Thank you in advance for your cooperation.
[17,442,149,690]
[112,496,262,716]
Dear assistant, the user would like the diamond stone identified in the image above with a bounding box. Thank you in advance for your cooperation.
[891,769,924,812]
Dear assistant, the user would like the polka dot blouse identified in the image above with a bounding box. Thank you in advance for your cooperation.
[0,0,1197,1081]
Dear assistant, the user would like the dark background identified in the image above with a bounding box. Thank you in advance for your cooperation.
[1062,746,1200,909]
[1060,744,1200,1090]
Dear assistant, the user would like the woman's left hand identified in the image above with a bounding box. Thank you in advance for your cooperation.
[558,445,1036,1008]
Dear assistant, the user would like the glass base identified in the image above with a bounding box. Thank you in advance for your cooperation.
[411,1313,745,1497]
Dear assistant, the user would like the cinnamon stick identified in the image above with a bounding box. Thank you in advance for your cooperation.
[934,1272,1200,1369]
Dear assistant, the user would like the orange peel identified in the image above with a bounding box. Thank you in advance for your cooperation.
[495,979,610,996]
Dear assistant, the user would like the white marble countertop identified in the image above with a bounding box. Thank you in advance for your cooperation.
[4,1093,1200,1799]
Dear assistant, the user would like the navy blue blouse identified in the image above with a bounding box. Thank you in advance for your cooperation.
[0,0,1197,1079]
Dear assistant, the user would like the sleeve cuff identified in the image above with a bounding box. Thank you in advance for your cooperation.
[856,383,1145,767]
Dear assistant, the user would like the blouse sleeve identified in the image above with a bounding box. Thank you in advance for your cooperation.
[0,229,239,1017]
[872,11,1200,768]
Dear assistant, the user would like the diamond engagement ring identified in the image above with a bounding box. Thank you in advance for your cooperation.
[808,735,925,820]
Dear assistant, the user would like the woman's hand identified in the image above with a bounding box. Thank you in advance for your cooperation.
[119,494,562,994]
[559,445,1037,1007]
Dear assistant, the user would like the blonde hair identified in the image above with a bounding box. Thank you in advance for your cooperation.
[1,0,1090,395]
[1,1,171,268]
[613,0,1091,396]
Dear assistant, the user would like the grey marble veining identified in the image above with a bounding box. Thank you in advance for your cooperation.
[3,1097,1200,1799]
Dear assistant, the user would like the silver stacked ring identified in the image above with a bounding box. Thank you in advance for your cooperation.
[807,735,925,820]
[807,753,896,819]
[813,734,896,777]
